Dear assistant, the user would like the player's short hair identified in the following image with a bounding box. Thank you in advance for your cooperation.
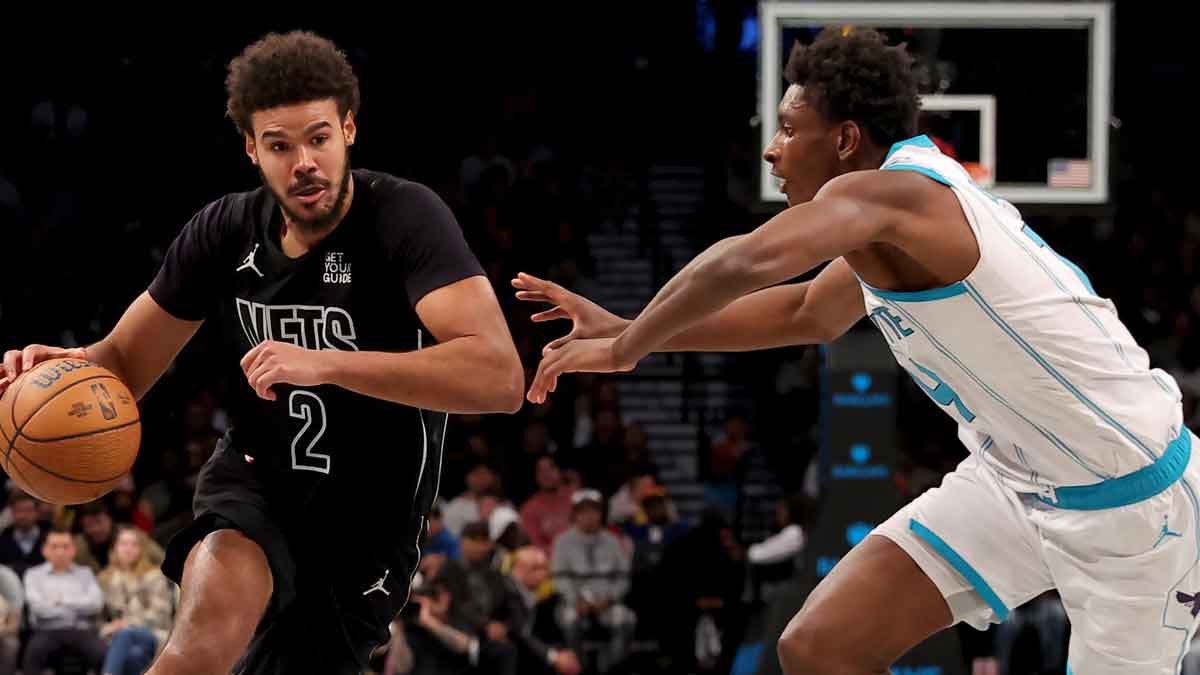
[783,27,919,148]
[46,526,73,539]
[225,30,361,137]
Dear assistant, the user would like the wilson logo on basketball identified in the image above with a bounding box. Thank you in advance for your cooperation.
[29,359,94,390]
[90,382,118,420]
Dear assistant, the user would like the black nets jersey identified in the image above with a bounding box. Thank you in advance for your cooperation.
[148,169,484,544]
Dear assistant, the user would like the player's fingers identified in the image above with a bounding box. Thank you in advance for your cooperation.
[21,344,47,372]
[531,307,568,323]
[516,273,564,301]
[514,291,552,303]
[528,353,557,404]
[239,340,270,375]
[2,351,19,383]
[251,365,280,400]
[0,376,10,397]
[545,330,579,353]
[246,357,273,394]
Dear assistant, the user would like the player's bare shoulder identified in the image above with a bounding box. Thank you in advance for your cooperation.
[818,169,968,242]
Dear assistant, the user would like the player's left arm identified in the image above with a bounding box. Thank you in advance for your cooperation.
[527,172,906,401]
[241,276,523,413]
[333,275,523,413]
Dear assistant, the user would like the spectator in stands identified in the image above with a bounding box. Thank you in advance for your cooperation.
[488,503,527,566]
[0,489,48,577]
[623,487,689,554]
[106,476,154,535]
[74,501,115,571]
[656,508,747,674]
[98,526,174,675]
[454,522,512,639]
[443,462,500,537]
[504,421,556,505]
[0,563,21,675]
[426,502,462,562]
[622,486,688,628]
[705,414,752,517]
[22,528,107,674]
[607,468,658,526]
[519,455,573,555]
[407,571,516,675]
[506,547,580,675]
[747,493,808,567]
[76,502,166,575]
[570,408,624,493]
[551,489,635,673]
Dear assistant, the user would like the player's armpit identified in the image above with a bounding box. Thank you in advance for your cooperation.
[88,292,203,400]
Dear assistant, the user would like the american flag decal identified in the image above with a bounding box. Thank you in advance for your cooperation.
[1048,159,1091,188]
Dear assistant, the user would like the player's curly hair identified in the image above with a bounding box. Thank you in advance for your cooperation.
[784,27,919,148]
[225,30,360,137]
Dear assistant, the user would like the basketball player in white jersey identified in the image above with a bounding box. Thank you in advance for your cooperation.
[514,27,1198,674]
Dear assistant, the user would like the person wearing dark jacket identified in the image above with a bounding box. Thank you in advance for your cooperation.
[504,547,580,675]
[0,491,49,579]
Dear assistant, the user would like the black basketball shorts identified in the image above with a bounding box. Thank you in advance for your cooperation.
[162,445,423,674]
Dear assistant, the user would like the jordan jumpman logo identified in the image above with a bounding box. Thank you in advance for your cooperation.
[236,243,264,278]
[1154,515,1183,549]
[362,569,390,596]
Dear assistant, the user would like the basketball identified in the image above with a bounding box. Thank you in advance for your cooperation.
[0,358,140,505]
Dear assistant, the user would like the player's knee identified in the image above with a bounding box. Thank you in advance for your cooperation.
[154,638,242,675]
[777,612,842,674]
[194,530,272,605]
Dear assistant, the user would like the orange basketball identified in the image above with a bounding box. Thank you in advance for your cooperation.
[0,358,140,505]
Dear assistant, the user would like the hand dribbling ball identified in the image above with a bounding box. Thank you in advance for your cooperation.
[0,358,140,504]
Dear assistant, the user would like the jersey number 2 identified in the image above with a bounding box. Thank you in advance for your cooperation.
[289,390,331,474]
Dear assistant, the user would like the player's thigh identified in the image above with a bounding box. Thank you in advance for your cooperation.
[1047,472,1200,674]
[872,455,1054,630]
[170,529,273,649]
[780,534,952,671]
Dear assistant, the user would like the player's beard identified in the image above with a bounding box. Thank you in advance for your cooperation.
[263,148,353,236]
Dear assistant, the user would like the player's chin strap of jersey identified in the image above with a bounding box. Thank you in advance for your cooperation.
[1035,429,1191,510]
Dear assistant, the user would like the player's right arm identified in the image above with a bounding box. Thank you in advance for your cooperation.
[2,196,231,399]
[512,257,864,353]
[0,295,202,401]
[82,294,203,400]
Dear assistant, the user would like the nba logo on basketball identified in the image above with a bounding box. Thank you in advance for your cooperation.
[90,382,118,420]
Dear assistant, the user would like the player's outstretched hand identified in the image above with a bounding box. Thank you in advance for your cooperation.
[511,273,629,353]
[239,340,326,401]
[0,344,88,396]
[527,337,635,404]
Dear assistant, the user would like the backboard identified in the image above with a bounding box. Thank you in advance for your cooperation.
[758,2,1113,204]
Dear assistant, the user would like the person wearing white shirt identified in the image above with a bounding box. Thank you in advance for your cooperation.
[21,530,107,674]
[747,495,808,566]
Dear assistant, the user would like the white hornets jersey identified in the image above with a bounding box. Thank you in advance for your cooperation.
[861,135,1184,494]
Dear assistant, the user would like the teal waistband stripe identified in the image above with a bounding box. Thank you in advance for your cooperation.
[909,519,1010,622]
[1038,430,1191,511]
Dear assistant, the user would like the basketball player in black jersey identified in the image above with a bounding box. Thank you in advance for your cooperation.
[0,31,523,674]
